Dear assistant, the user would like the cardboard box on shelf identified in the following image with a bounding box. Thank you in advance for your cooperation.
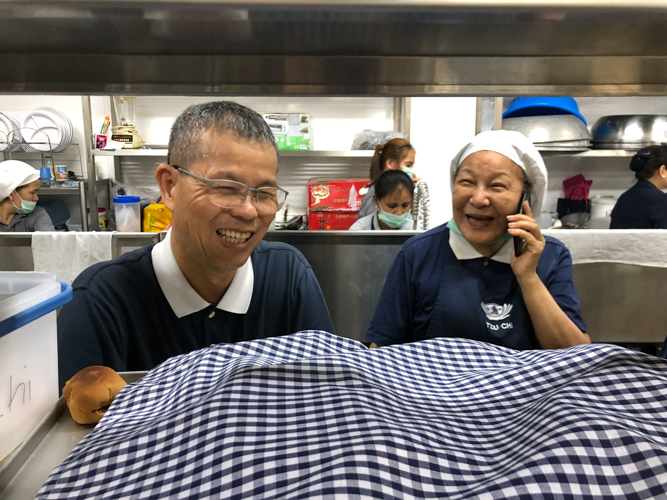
[263,113,310,151]
[308,178,369,211]
[308,210,359,230]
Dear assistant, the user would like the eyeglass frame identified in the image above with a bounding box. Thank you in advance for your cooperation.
[170,165,289,213]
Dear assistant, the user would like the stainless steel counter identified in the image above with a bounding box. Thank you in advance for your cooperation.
[1,231,665,344]
[264,231,667,344]
[0,372,146,500]
[0,233,160,272]
[264,231,417,342]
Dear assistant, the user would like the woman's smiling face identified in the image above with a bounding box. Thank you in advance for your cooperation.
[452,150,526,252]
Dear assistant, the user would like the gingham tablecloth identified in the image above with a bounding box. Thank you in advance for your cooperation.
[38,332,667,499]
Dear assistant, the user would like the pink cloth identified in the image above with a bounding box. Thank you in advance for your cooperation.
[563,174,592,200]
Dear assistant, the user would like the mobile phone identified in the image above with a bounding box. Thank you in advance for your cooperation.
[513,191,528,257]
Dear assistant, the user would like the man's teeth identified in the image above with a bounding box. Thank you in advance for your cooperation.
[217,230,251,243]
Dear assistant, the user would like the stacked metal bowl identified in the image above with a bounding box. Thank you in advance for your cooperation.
[590,115,667,150]
[501,97,590,152]
[502,115,591,152]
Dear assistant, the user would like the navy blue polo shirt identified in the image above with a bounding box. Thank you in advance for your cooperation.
[57,241,335,390]
[610,180,667,229]
[365,225,586,350]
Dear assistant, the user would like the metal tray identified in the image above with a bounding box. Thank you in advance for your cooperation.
[0,372,146,500]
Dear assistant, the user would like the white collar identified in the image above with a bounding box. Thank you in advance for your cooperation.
[151,229,254,318]
[448,229,512,264]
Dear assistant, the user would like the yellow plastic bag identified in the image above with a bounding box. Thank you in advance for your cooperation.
[142,203,172,232]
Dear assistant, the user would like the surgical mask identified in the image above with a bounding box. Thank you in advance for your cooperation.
[446,219,512,243]
[401,167,414,180]
[378,207,412,229]
[11,192,37,215]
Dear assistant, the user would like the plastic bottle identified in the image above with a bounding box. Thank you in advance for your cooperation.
[98,208,108,230]
[113,196,141,232]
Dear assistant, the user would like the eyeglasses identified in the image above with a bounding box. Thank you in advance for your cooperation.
[171,165,288,213]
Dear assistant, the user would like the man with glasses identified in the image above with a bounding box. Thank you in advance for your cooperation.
[57,101,334,391]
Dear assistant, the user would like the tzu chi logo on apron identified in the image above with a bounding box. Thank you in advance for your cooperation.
[481,302,514,331]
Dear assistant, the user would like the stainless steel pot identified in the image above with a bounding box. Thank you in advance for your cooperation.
[591,115,667,149]
[501,115,591,151]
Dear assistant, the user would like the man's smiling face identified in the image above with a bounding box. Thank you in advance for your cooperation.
[170,130,279,276]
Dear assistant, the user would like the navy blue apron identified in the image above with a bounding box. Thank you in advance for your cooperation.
[424,242,538,350]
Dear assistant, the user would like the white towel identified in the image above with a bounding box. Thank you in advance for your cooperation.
[544,229,667,268]
[31,232,114,284]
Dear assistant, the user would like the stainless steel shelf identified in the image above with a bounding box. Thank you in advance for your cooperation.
[540,150,636,158]
[280,151,374,158]
[93,148,633,159]
[92,149,374,158]
[38,179,107,194]
[575,150,637,157]
[37,186,80,194]
[92,149,168,157]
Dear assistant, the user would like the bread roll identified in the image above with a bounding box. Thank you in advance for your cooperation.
[63,366,127,424]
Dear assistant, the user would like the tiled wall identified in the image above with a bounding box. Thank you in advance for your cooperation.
[542,97,667,216]
[91,96,395,150]
[0,96,89,223]
[91,96,395,217]
[410,97,477,226]
[0,95,87,177]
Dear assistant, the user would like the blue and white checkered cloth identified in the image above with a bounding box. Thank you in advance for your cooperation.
[39,332,667,499]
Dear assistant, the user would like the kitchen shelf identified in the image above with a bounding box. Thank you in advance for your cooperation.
[280,151,374,158]
[38,180,108,194]
[37,186,80,194]
[540,150,636,158]
[92,149,374,158]
[92,148,167,157]
[94,148,632,159]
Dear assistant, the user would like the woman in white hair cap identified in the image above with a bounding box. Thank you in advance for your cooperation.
[0,160,54,232]
[365,130,589,351]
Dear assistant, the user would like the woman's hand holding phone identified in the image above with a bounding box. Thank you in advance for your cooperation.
[507,199,545,279]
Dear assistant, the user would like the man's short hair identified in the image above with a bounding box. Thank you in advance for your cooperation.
[167,101,277,168]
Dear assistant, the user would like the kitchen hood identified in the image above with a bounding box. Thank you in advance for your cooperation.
[0,1,666,95]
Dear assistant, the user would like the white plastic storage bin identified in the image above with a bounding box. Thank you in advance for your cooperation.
[0,272,72,462]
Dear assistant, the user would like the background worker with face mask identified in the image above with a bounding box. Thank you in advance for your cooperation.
[0,160,54,232]
[349,169,414,230]
[358,138,417,219]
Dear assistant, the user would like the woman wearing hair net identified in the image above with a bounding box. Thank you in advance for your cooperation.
[366,130,589,351]
[0,160,54,232]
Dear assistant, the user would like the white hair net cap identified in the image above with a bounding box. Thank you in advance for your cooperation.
[449,130,548,214]
[0,160,40,200]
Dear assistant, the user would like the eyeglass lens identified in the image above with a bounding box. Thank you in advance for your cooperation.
[209,181,286,212]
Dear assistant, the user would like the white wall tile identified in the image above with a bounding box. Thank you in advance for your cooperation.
[410,97,477,228]
[543,155,634,215]
[576,97,667,129]
[115,96,394,151]
[100,95,394,217]
[0,95,87,177]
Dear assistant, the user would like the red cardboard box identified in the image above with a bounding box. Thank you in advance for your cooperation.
[308,178,369,211]
[308,210,359,230]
